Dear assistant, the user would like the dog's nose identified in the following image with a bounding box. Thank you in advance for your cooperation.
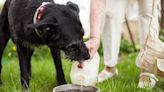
[84,54,90,60]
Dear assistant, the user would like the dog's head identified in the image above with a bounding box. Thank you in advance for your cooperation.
[27,2,90,61]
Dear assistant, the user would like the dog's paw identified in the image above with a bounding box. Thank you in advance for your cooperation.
[23,88,29,92]
[57,81,67,86]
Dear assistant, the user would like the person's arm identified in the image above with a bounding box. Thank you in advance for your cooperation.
[86,0,106,58]
[90,0,106,39]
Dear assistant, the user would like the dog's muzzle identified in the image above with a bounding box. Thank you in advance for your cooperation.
[63,40,90,61]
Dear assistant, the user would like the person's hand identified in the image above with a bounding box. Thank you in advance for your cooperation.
[85,37,100,59]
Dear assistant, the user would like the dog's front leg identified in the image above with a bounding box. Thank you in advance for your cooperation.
[50,48,66,85]
[16,44,34,89]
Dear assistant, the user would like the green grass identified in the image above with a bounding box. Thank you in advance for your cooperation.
[0,41,164,92]
[0,52,164,92]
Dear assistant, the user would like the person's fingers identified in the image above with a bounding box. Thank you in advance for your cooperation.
[85,42,92,58]
[85,43,92,58]
[85,39,99,59]
[85,42,90,49]
[90,48,96,59]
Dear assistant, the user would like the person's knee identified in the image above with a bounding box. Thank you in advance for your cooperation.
[106,12,125,23]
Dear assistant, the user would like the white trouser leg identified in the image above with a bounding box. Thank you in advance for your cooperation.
[136,1,164,88]
[138,0,160,47]
[102,0,127,67]
[136,0,162,69]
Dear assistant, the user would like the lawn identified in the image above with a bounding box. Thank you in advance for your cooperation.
[0,40,164,92]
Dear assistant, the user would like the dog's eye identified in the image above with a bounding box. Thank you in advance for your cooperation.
[41,27,51,31]
[45,27,51,31]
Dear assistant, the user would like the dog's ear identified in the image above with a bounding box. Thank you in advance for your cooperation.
[66,1,79,14]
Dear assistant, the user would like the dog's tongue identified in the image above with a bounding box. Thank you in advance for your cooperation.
[77,62,83,69]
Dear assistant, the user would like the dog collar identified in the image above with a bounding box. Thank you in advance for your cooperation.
[33,2,52,37]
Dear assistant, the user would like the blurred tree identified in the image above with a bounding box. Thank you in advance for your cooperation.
[0,5,2,12]
[161,0,164,29]
[160,1,164,41]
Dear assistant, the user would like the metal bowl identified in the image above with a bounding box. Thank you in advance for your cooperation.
[53,84,98,92]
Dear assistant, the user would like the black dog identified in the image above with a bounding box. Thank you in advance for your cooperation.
[0,0,90,89]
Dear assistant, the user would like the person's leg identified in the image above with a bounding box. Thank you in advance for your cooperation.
[98,0,127,82]
[137,0,164,88]
[138,0,151,47]
[138,0,160,47]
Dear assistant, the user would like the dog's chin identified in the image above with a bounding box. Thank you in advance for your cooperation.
[62,44,90,61]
